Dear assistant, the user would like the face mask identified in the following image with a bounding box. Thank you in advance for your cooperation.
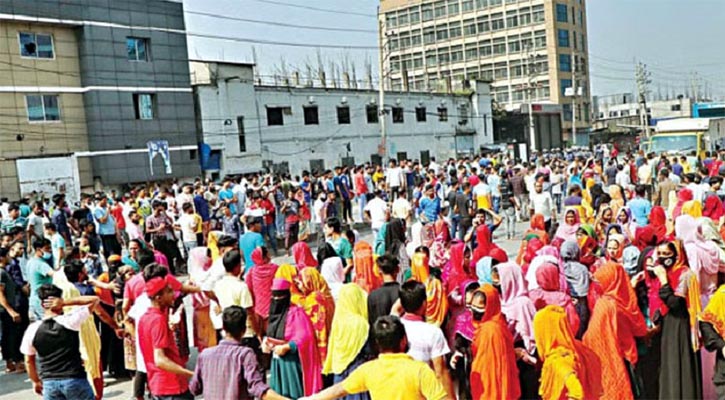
[42,251,52,261]
[659,256,676,268]
[470,305,486,321]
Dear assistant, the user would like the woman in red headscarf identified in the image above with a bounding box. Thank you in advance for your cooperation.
[583,262,647,400]
[528,262,581,334]
[703,195,725,224]
[472,224,502,264]
[646,206,669,240]
[673,188,694,219]
[516,214,550,264]
[246,247,279,336]
[469,284,521,400]
[443,241,475,297]
[521,237,545,274]
[292,242,318,270]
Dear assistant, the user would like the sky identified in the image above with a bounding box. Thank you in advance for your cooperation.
[183,0,725,98]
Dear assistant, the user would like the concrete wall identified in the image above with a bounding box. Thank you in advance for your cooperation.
[193,62,494,177]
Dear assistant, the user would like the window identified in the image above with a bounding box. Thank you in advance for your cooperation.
[464,20,477,35]
[451,47,463,62]
[571,6,576,24]
[267,107,285,125]
[422,4,434,21]
[366,104,379,123]
[448,1,459,15]
[303,106,319,125]
[416,106,427,122]
[392,107,404,123]
[563,104,572,121]
[492,38,506,55]
[462,0,474,12]
[671,104,682,111]
[558,29,570,47]
[337,106,351,124]
[491,13,505,30]
[423,28,436,44]
[561,79,572,96]
[556,4,568,22]
[436,27,449,41]
[508,39,521,53]
[19,32,54,59]
[532,5,545,22]
[126,37,149,61]
[506,15,518,28]
[435,2,447,18]
[410,8,420,23]
[449,23,462,38]
[398,12,409,25]
[466,47,478,60]
[559,54,571,72]
[133,93,155,120]
[26,95,59,122]
[237,116,246,152]
[438,107,448,121]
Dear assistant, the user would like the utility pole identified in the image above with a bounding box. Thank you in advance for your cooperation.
[572,54,577,146]
[377,8,387,159]
[525,44,537,153]
[635,62,652,138]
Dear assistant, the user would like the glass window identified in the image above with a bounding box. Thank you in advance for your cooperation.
[410,8,421,23]
[19,32,54,59]
[506,15,518,28]
[127,37,149,61]
[559,54,571,72]
[563,104,572,121]
[464,20,477,35]
[423,28,436,44]
[491,13,505,30]
[133,93,155,120]
[386,14,398,27]
[451,48,463,63]
[466,47,478,60]
[508,38,521,53]
[435,2,447,18]
[422,4,434,21]
[416,107,427,122]
[494,63,508,79]
[479,41,492,57]
[493,38,506,55]
[556,4,568,22]
[392,107,404,123]
[490,0,502,6]
[520,12,531,25]
[366,105,379,123]
[337,106,351,124]
[436,27,449,41]
[267,107,284,125]
[561,79,572,96]
[438,107,448,121]
[462,0,475,12]
[532,6,545,22]
[438,52,450,64]
[398,12,409,25]
[558,29,570,47]
[25,95,60,122]
[304,106,319,125]
[448,1,459,15]
[237,116,246,152]
[449,23,462,38]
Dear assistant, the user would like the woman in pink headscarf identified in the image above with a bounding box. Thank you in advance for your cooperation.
[292,242,318,270]
[442,241,475,298]
[675,215,720,305]
[525,245,566,292]
[495,261,539,399]
[528,262,580,334]
[554,208,581,243]
[246,247,279,336]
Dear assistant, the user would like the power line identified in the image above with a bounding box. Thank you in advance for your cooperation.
[185,9,377,34]
[249,0,377,18]
[186,31,378,50]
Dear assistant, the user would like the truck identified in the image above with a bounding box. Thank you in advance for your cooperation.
[646,118,725,158]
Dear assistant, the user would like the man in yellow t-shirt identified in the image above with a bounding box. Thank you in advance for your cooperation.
[299,316,448,400]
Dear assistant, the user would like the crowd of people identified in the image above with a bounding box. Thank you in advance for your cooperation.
[3,146,725,399]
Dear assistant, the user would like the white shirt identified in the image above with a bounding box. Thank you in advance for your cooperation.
[400,316,450,364]
[364,197,388,230]
[199,258,227,292]
[391,197,411,221]
[385,167,404,188]
[530,191,555,221]
[177,213,198,243]
[127,294,151,373]
[313,199,325,224]
[616,170,631,188]
[20,305,92,356]
[638,164,652,185]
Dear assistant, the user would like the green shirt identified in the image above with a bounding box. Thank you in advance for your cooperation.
[328,236,353,260]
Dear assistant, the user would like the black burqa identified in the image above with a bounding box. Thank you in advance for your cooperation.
[267,289,291,340]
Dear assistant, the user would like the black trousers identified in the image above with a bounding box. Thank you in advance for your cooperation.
[100,234,121,259]
[0,311,22,362]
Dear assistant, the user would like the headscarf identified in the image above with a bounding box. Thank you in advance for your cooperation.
[676,214,720,299]
[555,208,581,242]
[320,256,345,301]
[644,241,702,351]
[526,245,563,291]
[443,241,472,296]
[274,264,304,305]
[529,262,581,334]
[617,207,637,238]
[703,195,725,222]
[411,252,448,327]
[583,262,647,400]
[429,231,449,269]
[453,280,480,341]
[633,225,661,251]
[470,285,521,400]
[475,256,494,285]
[649,206,668,238]
[521,237,545,273]
[699,217,725,265]
[497,262,537,354]
[353,241,382,293]
[609,184,625,216]
[299,267,336,362]
[323,284,369,375]
[560,240,591,297]
[622,246,641,276]
[526,213,550,244]
[673,188,694,219]
[534,305,603,400]
[682,200,703,218]
[267,283,323,396]
[292,242,318,269]
[700,284,725,337]
[604,233,626,262]
[473,224,500,263]
[247,248,279,319]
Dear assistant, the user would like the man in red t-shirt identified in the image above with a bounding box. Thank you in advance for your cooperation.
[137,263,193,399]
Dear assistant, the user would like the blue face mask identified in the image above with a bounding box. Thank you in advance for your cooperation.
[42,251,52,261]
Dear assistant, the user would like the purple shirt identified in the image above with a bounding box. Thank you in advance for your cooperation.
[189,339,269,400]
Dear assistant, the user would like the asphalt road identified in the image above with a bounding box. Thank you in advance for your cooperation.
[0,219,530,399]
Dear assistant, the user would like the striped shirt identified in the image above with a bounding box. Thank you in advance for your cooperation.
[189,340,269,400]
[1,217,27,233]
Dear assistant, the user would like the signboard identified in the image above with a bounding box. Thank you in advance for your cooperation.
[147,140,172,175]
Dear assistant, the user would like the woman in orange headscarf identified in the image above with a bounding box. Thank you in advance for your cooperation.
[410,250,448,327]
[298,267,336,362]
[534,305,603,400]
[469,284,521,400]
[583,262,647,400]
[275,263,304,305]
[353,240,382,293]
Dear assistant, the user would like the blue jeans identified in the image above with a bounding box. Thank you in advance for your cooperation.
[450,215,461,239]
[43,377,94,400]
[262,223,278,252]
[492,196,501,213]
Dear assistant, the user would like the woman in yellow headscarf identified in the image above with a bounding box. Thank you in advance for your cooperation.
[534,305,603,400]
[323,284,371,400]
[275,263,304,305]
[299,267,336,362]
[410,250,448,327]
[682,199,703,218]
[700,285,725,397]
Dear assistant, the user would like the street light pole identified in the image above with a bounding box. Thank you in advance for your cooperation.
[377,9,387,160]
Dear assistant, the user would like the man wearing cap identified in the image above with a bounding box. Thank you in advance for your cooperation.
[137,263,193,400]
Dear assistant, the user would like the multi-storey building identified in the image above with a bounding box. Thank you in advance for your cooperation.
[379,0,591,143]
[0,0,199,200]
